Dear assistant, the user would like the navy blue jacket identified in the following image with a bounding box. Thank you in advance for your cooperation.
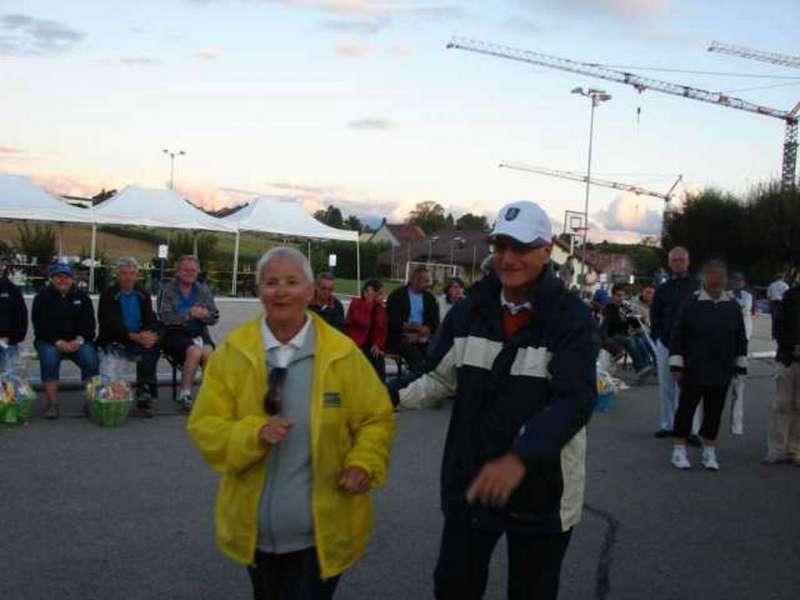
[650,275,699,348]
[32,285,96,344]
[776,286,800,367]
[0,276,28,345]
[669,290,747,387]
[395,269,599,535]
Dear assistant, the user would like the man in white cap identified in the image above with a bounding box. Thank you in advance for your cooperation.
[390,201,599,600]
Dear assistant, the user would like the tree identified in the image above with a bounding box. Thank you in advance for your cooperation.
[456,213,488,231]
[345,215,363,232]
[314,206,344,229]
[16,223,56,265]
[662,183,800,286]
[407,201,447,234]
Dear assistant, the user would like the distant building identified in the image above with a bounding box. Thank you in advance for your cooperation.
[583,249,635,283]
[369,221,427,247]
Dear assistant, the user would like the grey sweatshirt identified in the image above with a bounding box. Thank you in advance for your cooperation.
[257,327,316,554]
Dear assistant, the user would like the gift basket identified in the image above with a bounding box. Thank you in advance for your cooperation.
[595,367,617,414]
[0,349,36,425]
[85,351,134,427]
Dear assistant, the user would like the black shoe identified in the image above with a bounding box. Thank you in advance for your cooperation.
[137,393,156,418]
[687,434,702,447]
[653,429,673,439]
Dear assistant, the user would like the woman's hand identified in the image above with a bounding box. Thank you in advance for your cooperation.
[259,417,295,445]
[370,345,384,358]
[338,466,371,494]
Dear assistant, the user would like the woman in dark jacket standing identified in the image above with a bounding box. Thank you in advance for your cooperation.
[0,256,27,364]
[345,279,388,381]
[669,260,747,471]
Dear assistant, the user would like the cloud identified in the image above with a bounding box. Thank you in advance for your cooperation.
[119,56,162,66]
[335,43,372,58]
[518,0,668,18]
[322,18,385,35]
[269,181,342,195]
[594,192,663,236]
[346,117,394,130]
[385,45,411,56]
[29,174,106,199]
[0,13,84,56]
[501,15,546,34]
[196,48,222,60]
[0,146,25,155]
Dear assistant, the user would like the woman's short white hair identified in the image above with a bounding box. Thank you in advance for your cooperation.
[256,246,314,284]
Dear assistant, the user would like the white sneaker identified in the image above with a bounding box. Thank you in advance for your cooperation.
[178,391,193,412]
[702,447,719,471]
[671,446,691,470]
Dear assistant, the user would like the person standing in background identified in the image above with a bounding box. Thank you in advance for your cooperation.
[768,272,790,341]
[728,272,753,435]
[669,260,747,471]
[765,269,800,466]
[650,247,700,444]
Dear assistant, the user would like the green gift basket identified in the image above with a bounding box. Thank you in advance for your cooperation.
[0,379,35,425]
[86,376,134,427]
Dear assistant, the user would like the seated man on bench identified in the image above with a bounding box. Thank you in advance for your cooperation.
[97,256,160,418]
[33,262,99,419]
[158,255,218,411]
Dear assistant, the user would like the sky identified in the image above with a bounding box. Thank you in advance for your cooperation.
[1,0,799,242]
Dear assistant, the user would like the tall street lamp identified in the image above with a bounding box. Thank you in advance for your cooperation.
[163,148,186,189]
[571,87,611,282]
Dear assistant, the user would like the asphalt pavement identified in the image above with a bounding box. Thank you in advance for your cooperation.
[2,316,798,599]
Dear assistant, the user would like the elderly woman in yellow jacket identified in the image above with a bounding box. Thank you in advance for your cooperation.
[188,247,395,600]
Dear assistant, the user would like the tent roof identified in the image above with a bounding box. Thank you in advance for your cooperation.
[223,196,358,242]
[93,185,235,233]
[0,174,91,224]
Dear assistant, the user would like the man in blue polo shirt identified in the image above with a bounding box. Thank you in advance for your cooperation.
[97,257,161,417]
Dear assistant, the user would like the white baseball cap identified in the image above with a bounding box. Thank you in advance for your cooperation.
[489,201,552,246]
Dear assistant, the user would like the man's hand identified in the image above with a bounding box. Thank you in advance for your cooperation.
[338,466,371,494]
[258,417,295,445]
[139,331,158,348]
[54,340,67,352]
[370,345,384,358]
[466,453,527,508]
[190,306,210,320]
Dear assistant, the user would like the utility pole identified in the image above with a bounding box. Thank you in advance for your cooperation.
[163,148,186,189]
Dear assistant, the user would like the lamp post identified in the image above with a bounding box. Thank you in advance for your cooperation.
[163,148,186,189]
[427,236,439,265]
[571,87,611,282]
[450,236,465,275]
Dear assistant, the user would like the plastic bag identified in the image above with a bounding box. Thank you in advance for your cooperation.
[0,348,36,425]
[85,349,134,427]
[595,367,617,413]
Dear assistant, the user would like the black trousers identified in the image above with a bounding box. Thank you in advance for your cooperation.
[434,519,572,600]
[398,340,428,371]
[360,346,386,382]
[104,342,160,398]
[674,382,728,441]
[247,548,339,600]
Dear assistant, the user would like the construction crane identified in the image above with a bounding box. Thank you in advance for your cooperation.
[708,41,800,69]
[499,161,682,202]
[446,37,800,187]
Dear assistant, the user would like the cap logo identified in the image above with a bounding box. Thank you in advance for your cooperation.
[505,207,520,221]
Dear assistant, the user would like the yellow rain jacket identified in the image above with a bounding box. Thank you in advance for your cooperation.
[187,312,395,578]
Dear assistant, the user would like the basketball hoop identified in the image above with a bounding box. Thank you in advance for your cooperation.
[571,226,587,235]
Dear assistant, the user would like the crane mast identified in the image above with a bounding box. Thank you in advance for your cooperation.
[708,41,800,69]
[447,37,799,187]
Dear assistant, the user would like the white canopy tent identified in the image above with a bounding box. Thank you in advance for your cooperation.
[0,174,92,255]
[90,185,236,291]
[222,196,360,295]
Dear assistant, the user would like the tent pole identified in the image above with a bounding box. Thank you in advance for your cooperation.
[232,228,240,296]
[193,231,199,257]
[58,223,64,259]
[307,240,311,260]
[89,223,97,293]
[356,238,361,294]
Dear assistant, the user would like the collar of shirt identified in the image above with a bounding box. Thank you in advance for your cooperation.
[698,289,733,304]
[261,314,312,368]
[500,290,533,315]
